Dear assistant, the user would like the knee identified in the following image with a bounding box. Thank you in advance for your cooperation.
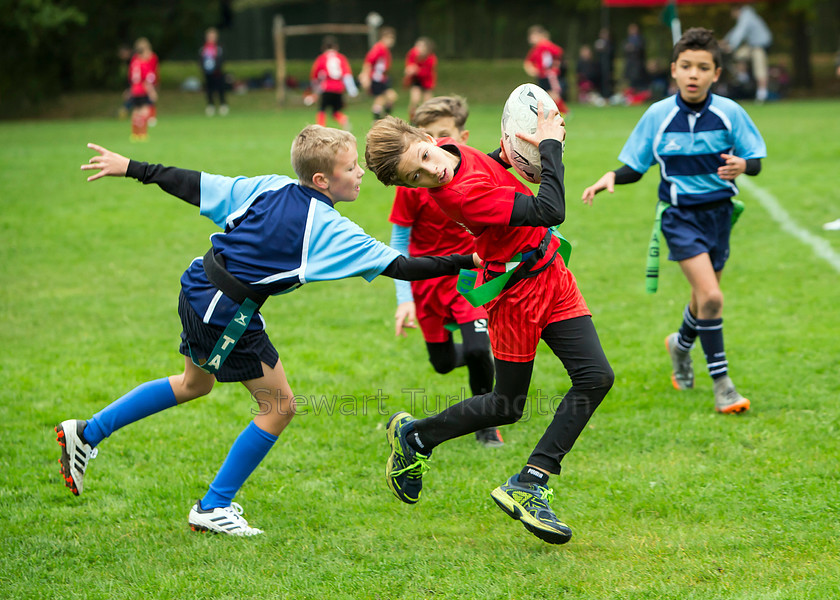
[463,345,492,367]
[170,374,214,402]
[698,289,724,316]
[489,392,526,425]
[428,355,455,375]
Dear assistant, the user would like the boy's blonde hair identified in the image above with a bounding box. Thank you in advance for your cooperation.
[412,95,469,130]
[291,125,356,187]
[364,116,428,186]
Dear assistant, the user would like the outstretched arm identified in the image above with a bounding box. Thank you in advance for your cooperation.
[81,142,201,206]
[582,165,643,205]
[381,253,479,281]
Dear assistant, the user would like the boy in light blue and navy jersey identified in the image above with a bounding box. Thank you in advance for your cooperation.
[582,28,766,414]
[55,126,476,536]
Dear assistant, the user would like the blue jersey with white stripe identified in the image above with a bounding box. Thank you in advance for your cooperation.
[618,93,766,207]
[180,173,400,329]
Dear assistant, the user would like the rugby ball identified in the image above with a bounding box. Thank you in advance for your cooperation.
[501,83,563,183]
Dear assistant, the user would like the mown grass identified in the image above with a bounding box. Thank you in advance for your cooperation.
[1,96,838,599]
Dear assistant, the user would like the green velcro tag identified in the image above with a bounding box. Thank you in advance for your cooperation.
[188,298,260,374]
[457,253,523,308]
[731,198,745,225]
[444,322,459,333]
[456,227,574,308]
[645,201,670,295]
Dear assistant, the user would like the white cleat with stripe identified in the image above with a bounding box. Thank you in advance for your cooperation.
[55,419,98,496]
[189,501,264,536]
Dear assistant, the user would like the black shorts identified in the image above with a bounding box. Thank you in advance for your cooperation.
[177,291,279,382]
[130,95,153,109]
[320,92,344,113]
[370,79,391,96]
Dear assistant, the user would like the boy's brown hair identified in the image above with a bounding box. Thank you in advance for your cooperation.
[672,27,723,68]
[364,116,428,186]
[291,125,356,187]
[527,25,548,39]
[379,26,396,41]
[412,95,469,130]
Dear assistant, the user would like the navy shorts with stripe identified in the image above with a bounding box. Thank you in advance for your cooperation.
[177,291,279,382]
[661,201,734,271]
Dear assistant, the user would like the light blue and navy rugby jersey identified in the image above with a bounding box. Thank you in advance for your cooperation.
[179,173,400,330]
[618,93,766,207]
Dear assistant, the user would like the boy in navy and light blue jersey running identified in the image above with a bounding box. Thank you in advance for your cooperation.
[55,126,477,536]
[582,28,766,414]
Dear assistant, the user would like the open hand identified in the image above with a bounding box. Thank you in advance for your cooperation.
[516,102,566,148]
[81,143,130,182]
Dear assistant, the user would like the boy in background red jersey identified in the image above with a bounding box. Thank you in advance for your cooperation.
[524,25,569,115]
[128,38,158,141]
[360,26,398,121]
[366,106,613,545]
[389,96,503,448]
[310,36,358,129]
[404,37,437,120]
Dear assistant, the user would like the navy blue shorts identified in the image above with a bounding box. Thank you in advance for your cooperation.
[661,201,734,271]
[177,291,279,383]
[129,95,153,109]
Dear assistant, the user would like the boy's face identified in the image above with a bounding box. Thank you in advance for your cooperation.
[418,116,468,144]
[397,136,460,188]
[324,144,364,203]
[671,49,721,103]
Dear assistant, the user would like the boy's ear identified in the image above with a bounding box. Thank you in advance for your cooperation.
[311,172,330,191]
[424,133,435,143]
[713,66,723,83]
[458,129,470,144]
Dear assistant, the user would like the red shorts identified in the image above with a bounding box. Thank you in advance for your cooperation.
[413,275,488,343]
[485,252,590,362]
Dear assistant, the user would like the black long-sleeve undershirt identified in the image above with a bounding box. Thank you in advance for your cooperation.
[381,254,475,281]
[495,140,567,228]
[126,160,201,206]
[612,157,762,184]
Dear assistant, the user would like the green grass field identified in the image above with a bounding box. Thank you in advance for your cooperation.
[2,94,839,600]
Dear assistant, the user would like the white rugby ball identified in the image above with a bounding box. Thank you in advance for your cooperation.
[501,83,563,183]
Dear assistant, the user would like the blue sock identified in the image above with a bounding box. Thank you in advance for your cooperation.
[201,421,278,510]
[84,378,177,447]
[676,304,698,351]
[696,317,727,380]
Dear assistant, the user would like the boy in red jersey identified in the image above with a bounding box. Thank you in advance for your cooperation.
[524,25,569,115]
[360,26,398,121]
[365,107,613,545]
[389,96,503,448]
[310,36,358,129]
[128,37,159,141]
[404,37,437,120]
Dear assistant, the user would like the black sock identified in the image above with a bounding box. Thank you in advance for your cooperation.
[406,430,427,454]
[518,466,549,486]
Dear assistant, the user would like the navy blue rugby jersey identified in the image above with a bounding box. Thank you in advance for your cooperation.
[180,173,400,330]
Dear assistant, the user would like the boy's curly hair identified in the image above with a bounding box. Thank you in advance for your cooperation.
[672,27,723,68]
[364,116,427,186]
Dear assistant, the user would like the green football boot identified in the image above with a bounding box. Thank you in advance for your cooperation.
[385,412,430,504]
[491,474,572,544]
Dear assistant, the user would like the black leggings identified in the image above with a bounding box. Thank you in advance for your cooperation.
[425,319,494,396]
[413,315,614,474]
[204,72,226,106]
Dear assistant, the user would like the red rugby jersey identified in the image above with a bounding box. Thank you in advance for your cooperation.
[427,140,551,272]
[405,48,437,89]
[525,40,562,79]
[364,41,392,83]
[310,50,353,94]
[129,54,157,97]
[389,186,476,257]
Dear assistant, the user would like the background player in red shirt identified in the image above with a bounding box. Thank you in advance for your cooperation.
[359,26,397,121]
[389,96,503,448]
[524,25,570,115]
[310,36,358,129]
[404,37,437,121]
[366,107,613,545]
[128,37,159,141]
